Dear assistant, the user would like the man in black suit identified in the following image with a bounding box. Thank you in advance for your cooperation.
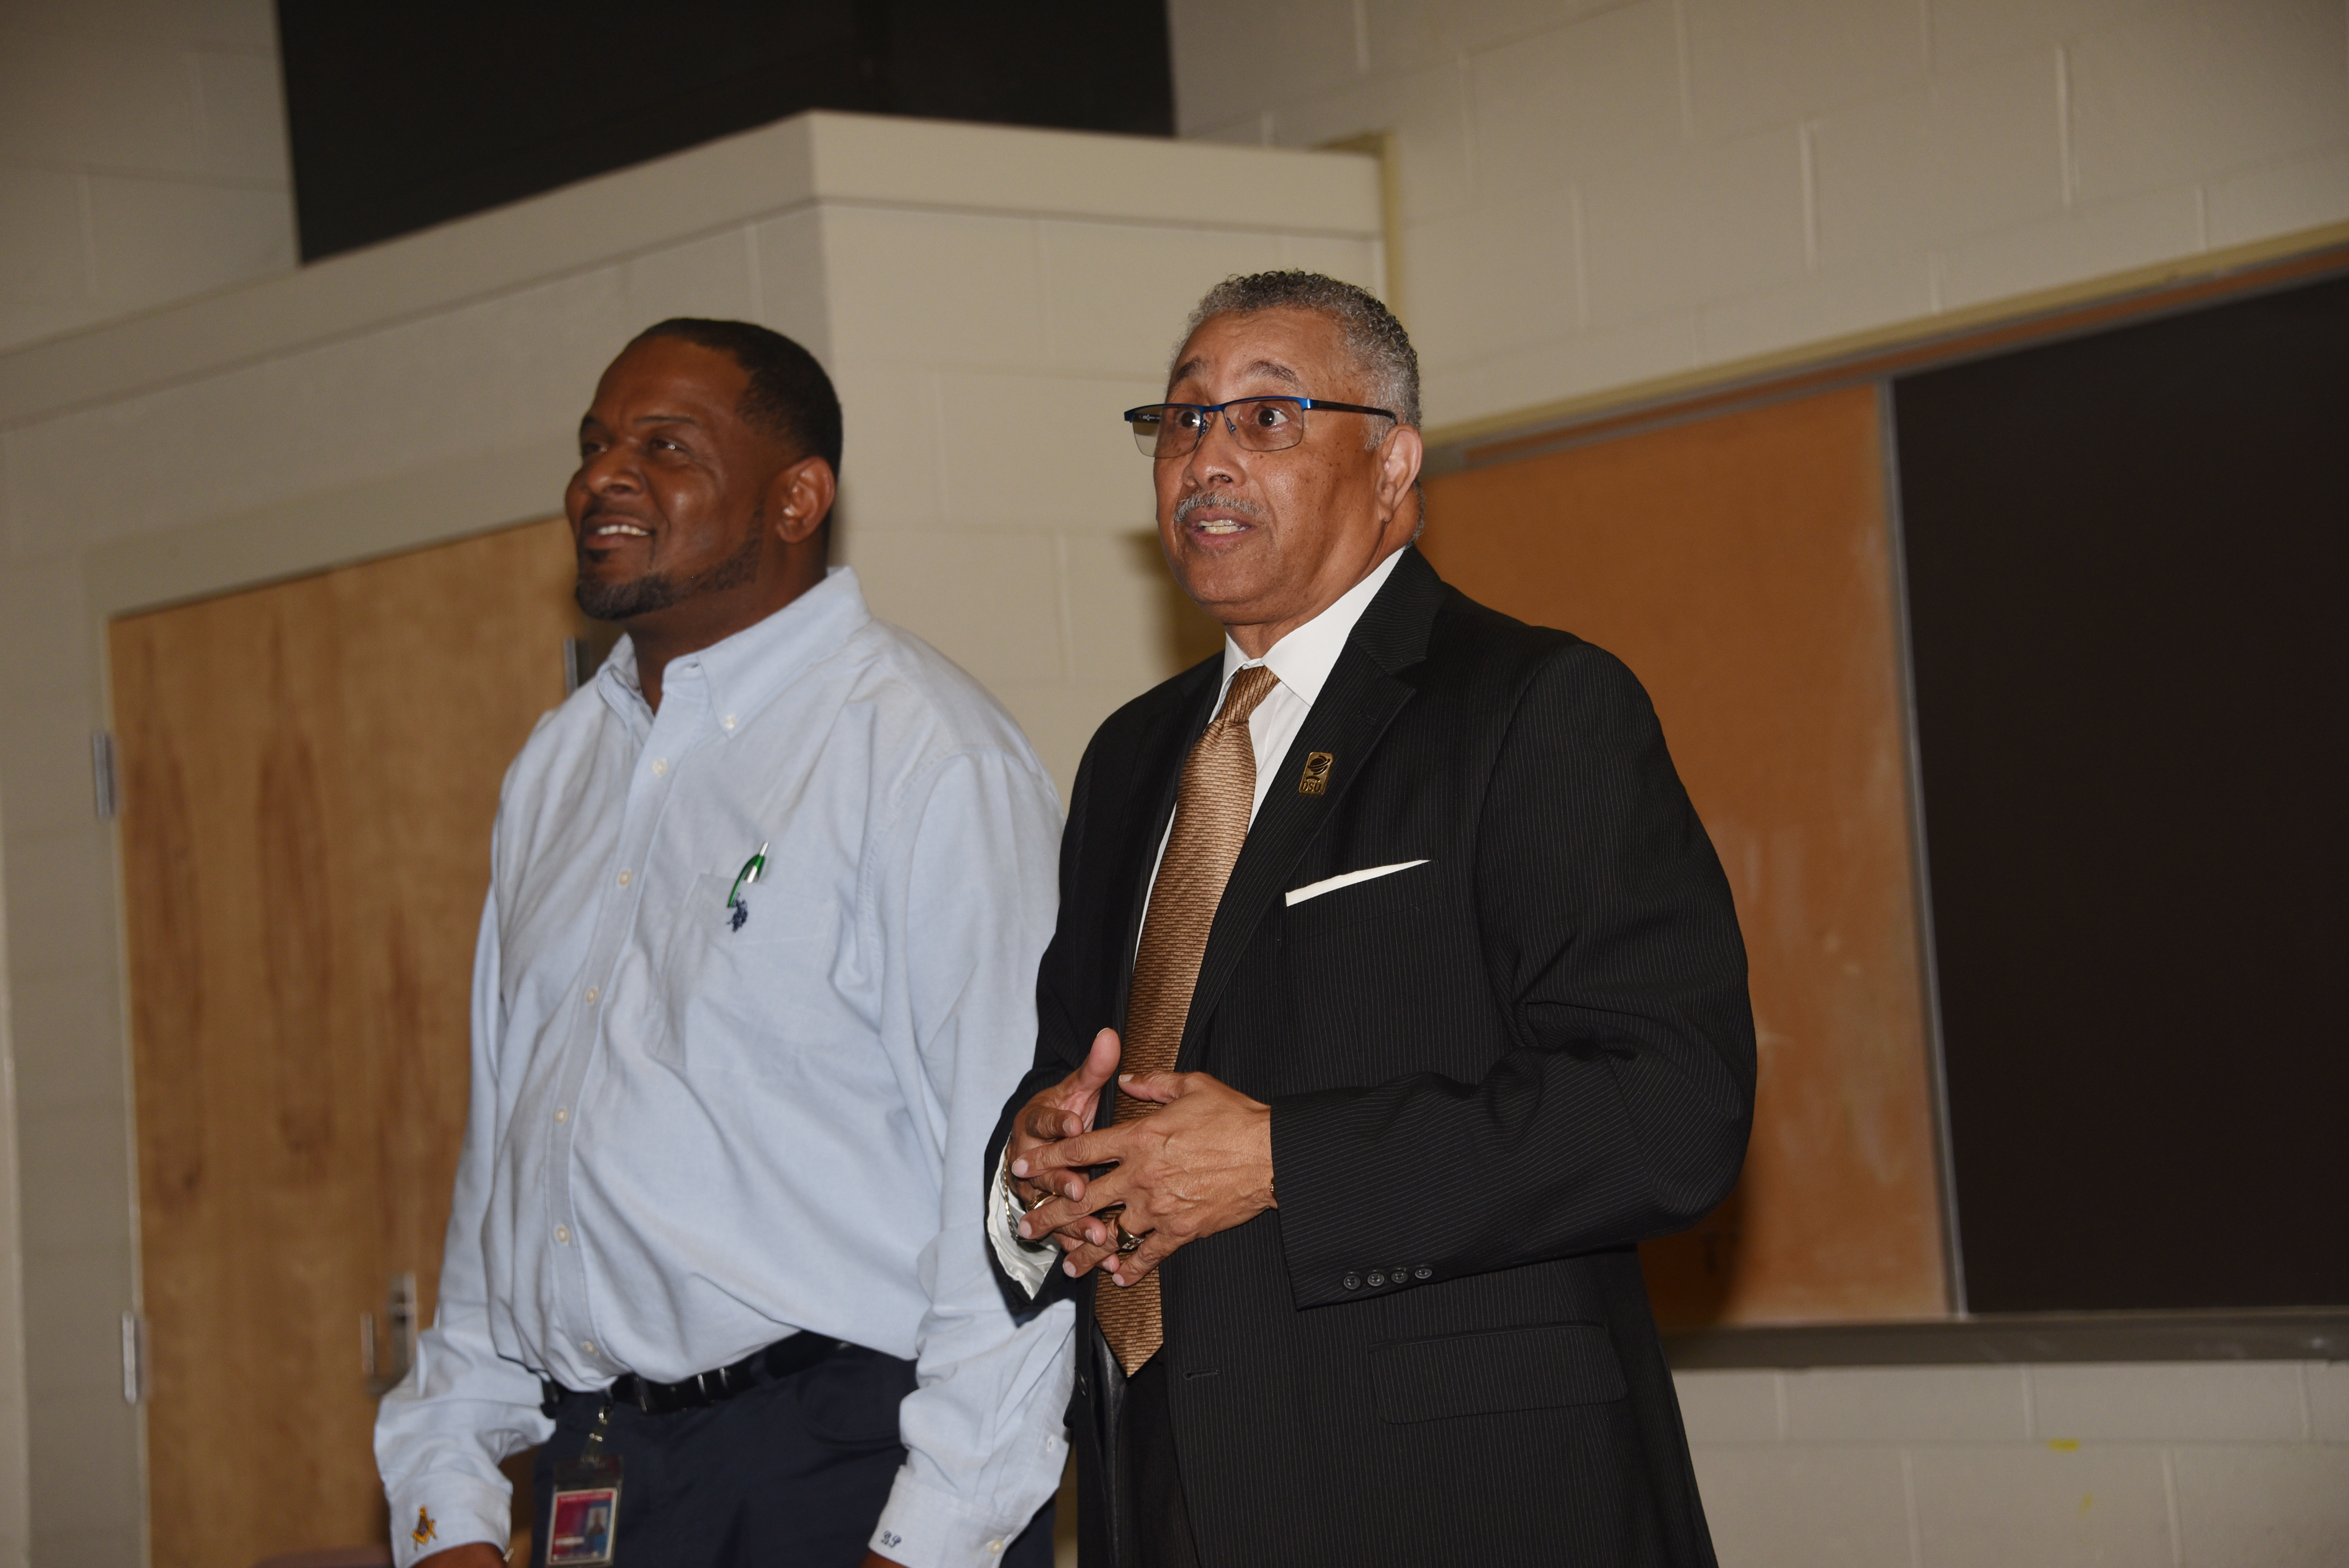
[985,271,1754,1566]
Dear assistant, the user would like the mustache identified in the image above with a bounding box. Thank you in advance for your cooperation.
[1172,492,1266,526]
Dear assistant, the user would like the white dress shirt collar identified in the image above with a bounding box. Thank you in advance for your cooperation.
[1219,546,1406,702]
[597,565,873,739]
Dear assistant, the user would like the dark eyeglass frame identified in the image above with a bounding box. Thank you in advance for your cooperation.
[1122,395,1398,459]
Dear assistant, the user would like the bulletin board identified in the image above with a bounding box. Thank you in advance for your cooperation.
[1421,384,1947,1326]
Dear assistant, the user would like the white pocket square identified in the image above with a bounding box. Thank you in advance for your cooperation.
[1285,860,1429,907]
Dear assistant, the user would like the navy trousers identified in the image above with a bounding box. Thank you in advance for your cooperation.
[533,1344,1055,1567]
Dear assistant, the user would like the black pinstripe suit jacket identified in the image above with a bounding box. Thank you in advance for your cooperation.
[987,547,1754,1566]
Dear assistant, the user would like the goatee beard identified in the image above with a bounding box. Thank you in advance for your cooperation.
[576,516,764,622]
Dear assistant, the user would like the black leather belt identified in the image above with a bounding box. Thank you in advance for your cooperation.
[542,1334,844,1417]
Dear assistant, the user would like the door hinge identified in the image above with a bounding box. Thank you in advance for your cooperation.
[92,731,118,820]
[362,1270,418,1395]
[120,1310,144,1404]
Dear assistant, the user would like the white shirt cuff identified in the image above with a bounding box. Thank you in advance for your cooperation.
[870,1466,1044,1568]
[386,1473,510,1568]
[987,1145,1058,1298]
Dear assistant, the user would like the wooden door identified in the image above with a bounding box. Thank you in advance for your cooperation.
[112,518,585,1566]
[1422,385,1946,1325]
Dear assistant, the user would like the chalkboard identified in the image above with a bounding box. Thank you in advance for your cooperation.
[1894,272,2349,1313]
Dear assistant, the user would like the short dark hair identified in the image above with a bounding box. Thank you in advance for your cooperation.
[630,318,843,474]
[1180,271,1421,433]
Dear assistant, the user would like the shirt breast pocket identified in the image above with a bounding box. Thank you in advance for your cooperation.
[655,872,839,1078]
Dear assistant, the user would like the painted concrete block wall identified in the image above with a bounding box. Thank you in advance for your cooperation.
[1675,1361,2349,1564]
[1173,0,2349,429]
[819,206,1378,779]
[0,112,1379,1564]
[0,0,296,353]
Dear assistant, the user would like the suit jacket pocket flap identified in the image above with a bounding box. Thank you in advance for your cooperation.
[1369,1322,1626,1424]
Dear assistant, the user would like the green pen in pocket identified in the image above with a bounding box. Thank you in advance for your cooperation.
[726,841,768,931]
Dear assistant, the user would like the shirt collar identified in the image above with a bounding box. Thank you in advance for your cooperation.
[1219,547,1406,706]
[597,566,872,738]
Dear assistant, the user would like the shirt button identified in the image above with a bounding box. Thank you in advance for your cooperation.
[987,1542,1004,1556]
[651,758,668,776]
[555,1226,571,1245]
[1342,1272,1360,1291]
[722,714,738,731]
[617,869,631,887]
[554,1107,569,1123]
[581,1340,597,1356]
[584,986,600,1005]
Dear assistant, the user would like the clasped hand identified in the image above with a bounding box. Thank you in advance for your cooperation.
[1009,1028,1275,1287]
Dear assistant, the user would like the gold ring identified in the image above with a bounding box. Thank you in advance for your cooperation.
[1116,1223,1143,1254]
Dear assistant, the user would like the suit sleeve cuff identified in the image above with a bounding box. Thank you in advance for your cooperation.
[987,1145,1058,1298]
[1271,1091,1414,1308]
[387,1474,510,1568]
[870,1468,1037,1568]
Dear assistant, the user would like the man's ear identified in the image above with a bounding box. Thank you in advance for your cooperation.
[1377,425,1425,526]
[770,455,837,547]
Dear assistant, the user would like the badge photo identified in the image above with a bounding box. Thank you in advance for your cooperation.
[545,1485,620,1566]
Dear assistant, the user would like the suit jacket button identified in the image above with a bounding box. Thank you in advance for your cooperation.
[1415,1266,1432,1280]
[1391,1265,1408,1283]
[1342,1272,1361,1290]
[1368,1270,1386,1287]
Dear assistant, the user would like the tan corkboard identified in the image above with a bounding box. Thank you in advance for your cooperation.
[1421,383,1946,1324]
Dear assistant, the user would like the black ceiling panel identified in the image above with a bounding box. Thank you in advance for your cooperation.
[277,2,1173,261]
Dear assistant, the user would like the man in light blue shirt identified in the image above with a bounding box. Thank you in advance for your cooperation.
[375,319,1072,1568]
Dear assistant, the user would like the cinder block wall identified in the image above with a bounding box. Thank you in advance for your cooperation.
[1173,0,2349,428]
[1675,1361,2349,1563]
[0,0,295,354]
[818,196,1375,781]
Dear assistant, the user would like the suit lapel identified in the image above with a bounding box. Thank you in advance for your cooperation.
[1177,549,1448,1066]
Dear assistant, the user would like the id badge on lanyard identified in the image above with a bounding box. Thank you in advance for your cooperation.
[545,1401,623,1566]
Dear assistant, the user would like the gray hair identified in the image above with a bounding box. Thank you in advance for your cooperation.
[1177,271,1421,444]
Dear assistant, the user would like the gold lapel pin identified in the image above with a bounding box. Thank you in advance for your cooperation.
[1298,752,1334,796]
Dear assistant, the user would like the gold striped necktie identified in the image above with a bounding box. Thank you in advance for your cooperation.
[1095,664,1281,1375]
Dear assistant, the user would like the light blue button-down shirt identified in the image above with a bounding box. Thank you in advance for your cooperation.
[376,567,1073,1567]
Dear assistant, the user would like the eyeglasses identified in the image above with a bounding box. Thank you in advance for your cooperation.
[1122,396,1397,459]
